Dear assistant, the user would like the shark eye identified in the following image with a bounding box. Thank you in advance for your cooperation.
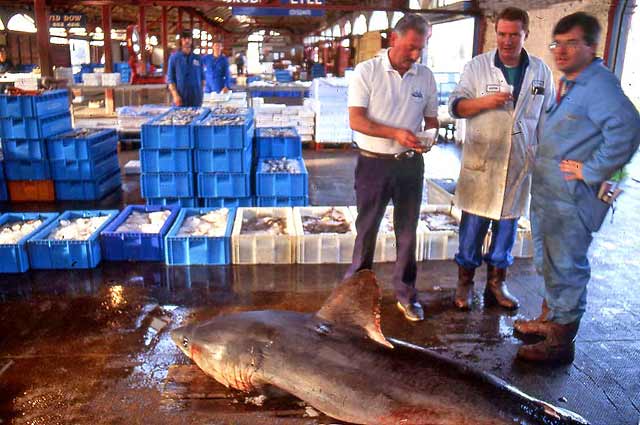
[182,337,189,348]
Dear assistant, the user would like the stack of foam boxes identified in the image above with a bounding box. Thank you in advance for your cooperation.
[254,127,308,207]
[140,107,209,208]
[47,129,121,200]
[193,107,255,208]
[0,89,72,202]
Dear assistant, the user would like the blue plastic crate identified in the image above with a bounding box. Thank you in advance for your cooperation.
[256,196,309,207]
[50,152,119,181]
[47,128,118,161]
[1,139,48,160]
[4,159,50,180]
[256,127,302,158]
[27,210,119,269]
[54,170,121,201]
[0,90,69,118]
[0,212,59,273]
[141,172,194,198]
[139,148,193,173]
[164,207,236,265]
[141,107,209,149]
[0,112,72,139]
[146,197,199,208]
[255,157,308,197]
[202,197,253,208]
[100,204,180,262]
[274,70,293,83]
[194,116,254,150]
[197,172,251,198]
[194,145,252,173]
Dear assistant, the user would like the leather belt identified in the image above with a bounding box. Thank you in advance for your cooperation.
[353,143,417,160]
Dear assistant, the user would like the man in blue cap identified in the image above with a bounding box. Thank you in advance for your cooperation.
[167,29,204,107]
[202,41,232,94]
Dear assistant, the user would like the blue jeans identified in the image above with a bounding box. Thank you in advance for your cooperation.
[454,211,518,270]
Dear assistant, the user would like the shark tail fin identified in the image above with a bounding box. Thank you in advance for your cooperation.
[315,270,393,349]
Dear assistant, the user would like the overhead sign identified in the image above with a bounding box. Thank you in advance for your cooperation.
[232,0,325,17]
[49,13,87,29]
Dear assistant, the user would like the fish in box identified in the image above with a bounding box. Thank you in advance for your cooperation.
[115,210,172,234]
[177,209,229,237]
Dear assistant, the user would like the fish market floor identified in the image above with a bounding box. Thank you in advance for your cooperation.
[0,145,639,425]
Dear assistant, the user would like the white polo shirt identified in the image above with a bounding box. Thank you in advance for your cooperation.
[348,49,438,154]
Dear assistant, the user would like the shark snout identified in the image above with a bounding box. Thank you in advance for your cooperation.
[171,326,190,355]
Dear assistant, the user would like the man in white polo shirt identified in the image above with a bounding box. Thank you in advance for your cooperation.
[344,14,439,322]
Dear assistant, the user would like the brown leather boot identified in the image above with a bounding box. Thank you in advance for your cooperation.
[454,265,475,310]
[484,264,519,310]
[517,320,579,364]
[514,299,550,336]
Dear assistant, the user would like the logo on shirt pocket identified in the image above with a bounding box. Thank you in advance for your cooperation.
[193,59,200,66]
[411,90,424,102]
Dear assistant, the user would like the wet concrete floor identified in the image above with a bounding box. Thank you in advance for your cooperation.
[0,145,639,425]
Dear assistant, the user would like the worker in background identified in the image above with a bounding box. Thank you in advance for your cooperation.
[0,47,14,74]
[235,52,246,76]
[202,41,231,94]
[517,12,640,364]
[345,14,439,322]
[167,29,204,107]
[447,7,555,312]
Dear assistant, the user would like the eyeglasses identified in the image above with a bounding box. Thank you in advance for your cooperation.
[548,40,586,50]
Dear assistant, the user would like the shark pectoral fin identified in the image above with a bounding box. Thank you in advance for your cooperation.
[315,270,393,349]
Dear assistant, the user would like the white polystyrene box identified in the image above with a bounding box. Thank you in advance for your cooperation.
[232,207,296,264]
[420,204,461,260]
[294,207,356,264]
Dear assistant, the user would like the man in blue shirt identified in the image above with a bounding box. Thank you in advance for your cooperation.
[202,41,231,94]
[516,12,640,364]
[167,29,204,107]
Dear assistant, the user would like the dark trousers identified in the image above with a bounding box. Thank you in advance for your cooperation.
[345,154,424,305]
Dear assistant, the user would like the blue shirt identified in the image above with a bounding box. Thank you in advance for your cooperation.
[202,54,231,94]
[167,51,204,107]
[534,58,640,230]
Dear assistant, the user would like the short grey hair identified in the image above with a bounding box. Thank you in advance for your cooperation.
[393,13,429,36]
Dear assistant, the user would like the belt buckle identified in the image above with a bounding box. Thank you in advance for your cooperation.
[394,150,415,160]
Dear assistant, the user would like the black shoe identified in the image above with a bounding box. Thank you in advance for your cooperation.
[396,301,424,322]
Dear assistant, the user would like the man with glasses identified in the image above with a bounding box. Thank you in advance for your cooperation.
[516,12,640,364]
[448,7,555,312]
[345,14,438,322]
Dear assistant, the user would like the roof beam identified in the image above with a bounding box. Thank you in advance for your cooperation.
[46,0,480,15]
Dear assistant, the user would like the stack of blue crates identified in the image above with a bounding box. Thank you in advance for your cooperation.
[141,107,209,208]
[0,89,72,182]
[114,62,131,84]
[47,128,121,200]
[254,127,308,207]
[0,154,7,201]
[194,107,255,208]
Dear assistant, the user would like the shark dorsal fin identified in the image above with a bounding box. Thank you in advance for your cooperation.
[315,270,393,348]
